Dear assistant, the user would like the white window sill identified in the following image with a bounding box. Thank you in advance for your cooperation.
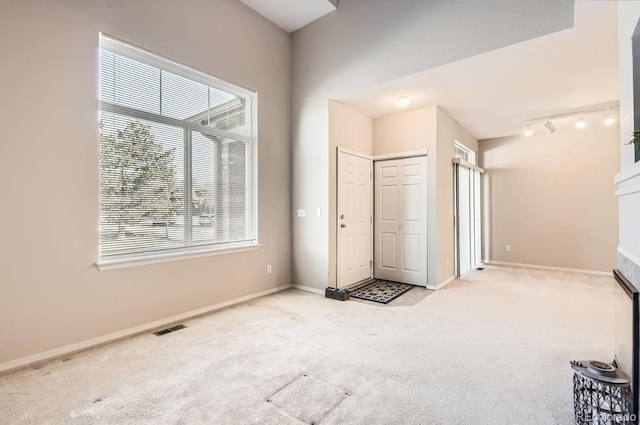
[96,243,261,271]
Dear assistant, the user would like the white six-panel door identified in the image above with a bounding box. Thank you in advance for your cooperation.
[337,151,373,288]
[374,157,428,286]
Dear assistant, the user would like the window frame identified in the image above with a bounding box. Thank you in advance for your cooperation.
[454,140,476,165]
[96,34,258,270]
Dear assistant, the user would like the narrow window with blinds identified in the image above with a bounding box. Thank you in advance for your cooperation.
[97,34,257,265]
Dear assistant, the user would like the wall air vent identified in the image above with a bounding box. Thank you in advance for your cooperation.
[153,324,187,336]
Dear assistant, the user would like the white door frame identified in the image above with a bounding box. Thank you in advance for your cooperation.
[337,147,373,288]
[336,148,430,288]
[453,158,485,277]
[373,149,429,161]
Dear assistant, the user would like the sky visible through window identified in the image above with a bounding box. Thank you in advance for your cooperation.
[99,50,236,119]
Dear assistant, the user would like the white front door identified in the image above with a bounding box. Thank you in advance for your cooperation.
[374,156,428,286]
[337,150,372,288]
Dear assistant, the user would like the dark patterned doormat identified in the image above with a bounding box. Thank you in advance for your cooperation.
[350,280,414,304]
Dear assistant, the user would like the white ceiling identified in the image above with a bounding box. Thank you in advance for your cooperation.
[336,0,619,140]
[239,0,336,33]
[239,1,618,140]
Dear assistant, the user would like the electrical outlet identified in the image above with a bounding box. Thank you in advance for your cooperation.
[267,265,272,274]
[446,257,449,266]
[506,245,512,252]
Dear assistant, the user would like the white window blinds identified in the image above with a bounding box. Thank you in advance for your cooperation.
[98,34,257,263]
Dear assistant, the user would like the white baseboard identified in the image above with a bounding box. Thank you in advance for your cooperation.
[485,261,611,276]
[426,275,456,291]
[0,284,292,374]
[292,285,325,295]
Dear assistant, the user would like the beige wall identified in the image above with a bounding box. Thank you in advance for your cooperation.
[435,108,479,283]
[373,108,437,156]
[328,101,372,287]
[480,125,619,272]
[0,0,291,366]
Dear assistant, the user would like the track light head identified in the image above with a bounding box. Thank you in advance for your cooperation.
[523,125,533,137]
[576,116,586,129]
[544,121,556,134]
[604,111,615,126]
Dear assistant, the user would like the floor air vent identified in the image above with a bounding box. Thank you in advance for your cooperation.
[153,324,186,336]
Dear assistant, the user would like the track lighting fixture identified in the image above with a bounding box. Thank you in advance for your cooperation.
[522,103,618,137]
[544,121,556,134]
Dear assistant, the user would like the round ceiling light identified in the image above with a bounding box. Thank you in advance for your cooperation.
[394,96,410,108]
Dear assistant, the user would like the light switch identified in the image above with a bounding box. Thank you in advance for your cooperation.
[297,209,306,218]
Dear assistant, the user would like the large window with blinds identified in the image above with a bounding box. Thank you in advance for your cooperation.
[97,34,257,264]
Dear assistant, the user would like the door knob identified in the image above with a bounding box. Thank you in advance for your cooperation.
[341,223,347,228]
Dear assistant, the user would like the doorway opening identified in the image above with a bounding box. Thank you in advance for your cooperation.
[453,151,484,277]
[337,148,428,289]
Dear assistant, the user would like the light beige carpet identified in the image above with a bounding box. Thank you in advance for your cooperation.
[0,266,617,424]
